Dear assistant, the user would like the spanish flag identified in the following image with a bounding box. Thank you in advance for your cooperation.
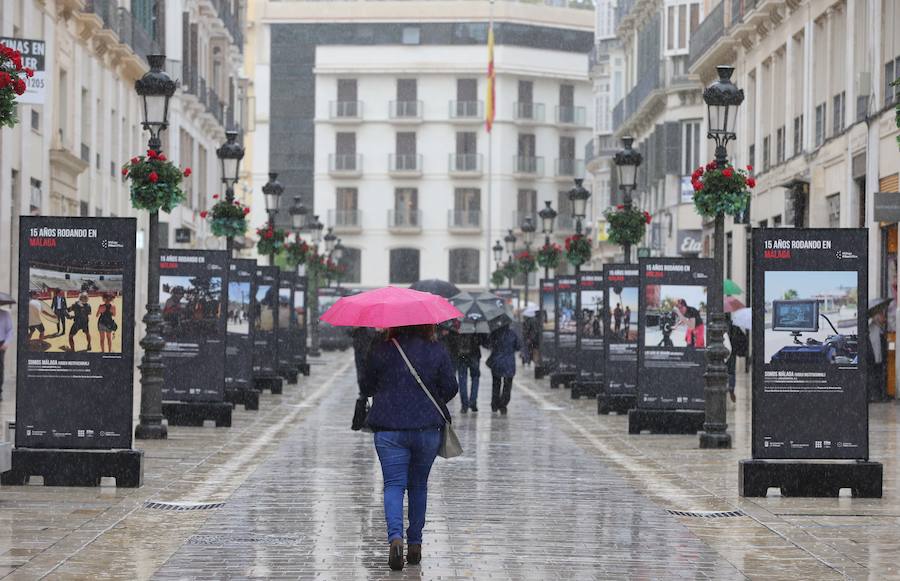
[485,23,495,133]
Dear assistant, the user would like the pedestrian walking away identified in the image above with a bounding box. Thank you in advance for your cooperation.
[455,331,483,413]
[361,324,458,571]
[486,324,522,414]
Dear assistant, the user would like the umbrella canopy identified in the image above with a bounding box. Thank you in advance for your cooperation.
[320,286,462,328]
[868,297,892,316]
[724,296,745,313]
[522,304,539,318]
[0,292,14,306]
[450,291,511,334]
[409,279,461,299]
[724,279,743,296]
[731,307,751,331]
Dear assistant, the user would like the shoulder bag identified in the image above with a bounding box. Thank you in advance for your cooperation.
[391,338,463,458]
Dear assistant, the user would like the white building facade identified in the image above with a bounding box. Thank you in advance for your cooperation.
[246,0,596,293]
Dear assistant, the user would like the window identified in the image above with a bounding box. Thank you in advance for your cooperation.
[30,109,39,132]
[457,78,477,102]
[389,248,420,284]
[393,188,418,227]
[395,132,417,171]
[336,132,356,155]
[29,177,41,213]
[758,219,768,228]
[665,1,701,54]
[395,79,418,117]
[776,126,785,164]
[517,134,535,157]
[517,189,537,217]
[827,193,840,227]
[401,26,420,45]
[762,135,770,171]
[80,201,89,217]
[518,80,533,104]
[336,188,358,227]
[336,79,358,117]
[773,215,782,228]
[884,58,900,105]
[558,136,575,174]
[449,249,480,285]
[793,115,803,156]
[832,91,846,135]
[558,84,575,122]
[681,120,700,175]
[340,248,361,284]
[748,144,755,170]
[815,102,826,147]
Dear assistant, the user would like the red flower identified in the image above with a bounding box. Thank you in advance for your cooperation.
[616,204,624,210]
[746,177,756,188]
[148,171,159,183]
[234,200,240,205]
[0,72,10,88]
[200,211,208,219]
[157,154,167,162]
[131,157,139,165]
[13,78,25,95]
[243,207,251,215]
[693,182,704,192]
[746,165,753,171]
[643,211,651,224]
[706,161,717,171]
[147,149,158,159]
[121,168,128,176]
[24,67,33,78]
[722,168,734,178]
[212,194,219,200]
[695,166,704,176]
[265,230,273,239]
[183,168,192,177]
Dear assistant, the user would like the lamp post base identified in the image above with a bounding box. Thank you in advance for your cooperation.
[699,430,732,449]
[134,421,168,440]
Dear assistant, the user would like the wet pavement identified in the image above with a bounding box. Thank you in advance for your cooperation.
[0,352,896,578]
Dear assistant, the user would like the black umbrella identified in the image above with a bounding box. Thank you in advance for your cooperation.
[450,291,511,334]
[0,292,14,307]
[409,279,461,299]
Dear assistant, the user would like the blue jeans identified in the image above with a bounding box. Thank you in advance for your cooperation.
[374,429,441,544]
[457,358,480,409]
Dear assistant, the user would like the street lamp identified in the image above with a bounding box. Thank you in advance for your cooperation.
[216,130,245,255]
[311,215,324,245]
[521,216,536,306]
[538,201,557,279]
[307,214,325,357]
[568,178,591,235]
[700,65,744,450]
[324,227,337,254]
[134,54,176,441]
[289,196,308,232]
[262,172,283,266]
[614,136,643,264]
[492,240,504,264]
[504,229,517,290]
[332,239,345,290]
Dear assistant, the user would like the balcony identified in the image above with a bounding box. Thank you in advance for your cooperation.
[449,101,483,121]
[388,154,422,177]
[688,0,732,73]
[556,105,587,126]
[327,209,363,233]
[80,143,90,164]
[513,102,546,124]
[328,154,362,177]
[513,156,544,177]
[329,101,363,122]
[555,158,585,179]
[448,153,483,176]
[212,0,244,50]
[585,135,616,167]
[389,100,423,122]
[448,210,482,232]
[612,63,663,133]
[83,0,158,61]
[388,209,422,233]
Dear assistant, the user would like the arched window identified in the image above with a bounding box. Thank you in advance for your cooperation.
[448,249,480,285]
[389,248,420,283]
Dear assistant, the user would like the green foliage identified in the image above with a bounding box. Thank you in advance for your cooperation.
[516,250,537,275]
[536,243,562,270]
[604,205,649,247]
[255,225,287,256]
[564,235,591,267]
[690,161,754,218]
[123,151,188,213]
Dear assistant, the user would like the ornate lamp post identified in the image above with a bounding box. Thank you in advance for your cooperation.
[699,65,744,450]
[492,240,504,289]
[308,215,324,357]
[134,55,176,441]
[504,229,517,290]
[216,130,245,256]
[289,196,308,244]
[262,172,283,266]
[613,137,643,264]
[521,215,536,305]
[538,201,557,280]
[568,178,592,371]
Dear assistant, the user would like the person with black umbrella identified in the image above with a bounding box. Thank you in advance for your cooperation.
[485,322,522,414]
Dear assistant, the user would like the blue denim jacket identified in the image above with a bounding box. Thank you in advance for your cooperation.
[362,335,458,431]
[485,326,522,377]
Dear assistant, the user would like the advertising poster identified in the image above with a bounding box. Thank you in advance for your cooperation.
[752,228,868,460]
[539,279,556,366]
[16,217,136,449]
[277,271,296,370]
[0,38,47,104]
[637,257,712,410]
[555,275,578,375]
[576,271,604,385]
[225,259,256,392]
[159,250,228,402]
[603,264,640,397]
[253,266,279,375]
[293,276,308,364]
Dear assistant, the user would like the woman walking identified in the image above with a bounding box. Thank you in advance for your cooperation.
[96,293,117,353]
[362,324,458,570]
[486,324,522,414]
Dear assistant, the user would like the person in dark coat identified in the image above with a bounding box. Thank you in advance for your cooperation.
[522,315,540,366]
[361,324,458,571]
[351,327,378,390]
[456,332,482,413]
[867,299,890,402]
[485,324,522,414]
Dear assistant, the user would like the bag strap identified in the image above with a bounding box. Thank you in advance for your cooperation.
[391,338,449,424]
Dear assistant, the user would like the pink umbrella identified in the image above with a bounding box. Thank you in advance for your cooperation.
[724,296,745,313]
[320,286,463,328]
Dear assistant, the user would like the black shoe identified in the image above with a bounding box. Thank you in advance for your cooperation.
[389,539,404,571]
[407,543,421,565]
[461,406,468,414]
[470,405,478,413]
[500,407,508,415]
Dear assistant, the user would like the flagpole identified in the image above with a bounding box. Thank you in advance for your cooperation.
[485,0,495,290]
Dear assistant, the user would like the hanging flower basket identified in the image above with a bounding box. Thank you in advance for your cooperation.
[202,194,250,238]
[326,259,347,282]
[516,250,537,275]
[283,237,310,267]
[0,42,32,128]
[690,160,754,218]
[122,150,189,213]
[255,224,287,256]
[564,234,591,267]
[604,205,650,247]
[491,268,507,288]
[536,242,562,270]
[305,249,327,277]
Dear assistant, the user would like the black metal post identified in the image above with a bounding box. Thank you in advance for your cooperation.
[524,243,531,308]
[543,234,551,280]
[699,143,732,449]
[623,186,633,264]
[135,207,167,439]
[507,253,513,290]
[225,183,235,257]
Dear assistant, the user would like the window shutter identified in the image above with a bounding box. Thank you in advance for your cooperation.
[664,121,682,175]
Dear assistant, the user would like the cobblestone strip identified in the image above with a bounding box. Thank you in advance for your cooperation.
[154,357,744,580]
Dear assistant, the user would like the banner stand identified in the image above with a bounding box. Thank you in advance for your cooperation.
[293,276,310,377]
[161,401,233,427]
[224,259,260,411]
[739,228,882,498]
[534,278,556,380]
[627,257,712,435]
[571,271,604,399]
[2,217,143,487]
[253,266,283,395]
[550,276,577,389]
[598,264,640,415]
[277,271,299,386]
